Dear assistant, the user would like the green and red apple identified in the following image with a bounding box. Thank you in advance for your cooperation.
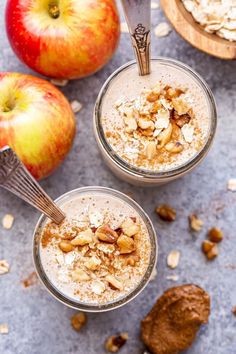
[5,0,120,79]
[0,72,76,180]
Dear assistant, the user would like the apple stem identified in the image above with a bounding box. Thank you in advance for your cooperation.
[48,2,60,19]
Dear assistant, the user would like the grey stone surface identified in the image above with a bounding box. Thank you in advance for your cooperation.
[1,1,236,354]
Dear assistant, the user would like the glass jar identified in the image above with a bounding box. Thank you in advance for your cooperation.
[33,186,158,312]
[94,58,217,186]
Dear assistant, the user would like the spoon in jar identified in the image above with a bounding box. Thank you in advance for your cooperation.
[121,0,151,76]
[0,146,65,224]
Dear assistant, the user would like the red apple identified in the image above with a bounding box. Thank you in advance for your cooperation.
[0,72,76,180]
[5,0,120,80]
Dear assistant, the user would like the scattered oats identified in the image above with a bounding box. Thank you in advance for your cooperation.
[0,260,10,275]
[154,22,172,37]
[2,214,14,229]
[0,324,9,334]
[189,214,204,232]
[150,267,157,281]
[151,1,159,10]
[182,0,236,42]
[71,312,87,331]
[50,78,68,87]
[167,250,180,269]
[70,100,82,113]
[166,274,179,281]
[228,178,236,191]
[121,22,129,33]
[181,124,194,143]
[89,211,104,228]
[91,280,106,295]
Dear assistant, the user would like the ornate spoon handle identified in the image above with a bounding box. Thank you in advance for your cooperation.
[0,146,65,224]
[121,0,151,76]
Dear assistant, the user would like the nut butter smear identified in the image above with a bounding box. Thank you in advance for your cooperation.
[141,284,210,354]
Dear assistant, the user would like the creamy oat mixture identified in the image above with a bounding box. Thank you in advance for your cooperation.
[40,193,151,305]
[183,0,236,41]
[103,81,207,172]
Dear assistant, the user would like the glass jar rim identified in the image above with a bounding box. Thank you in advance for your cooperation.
[94,57,217,180]
[33,186,158,312]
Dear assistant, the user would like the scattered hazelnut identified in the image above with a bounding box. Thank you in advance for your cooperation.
[155,204,176,222]
[206,244,219,260]
[202,240,215,254]
[232,306,236,316]
[105,333,128,353]
[96,225,118,243]
[117,235,135,254]
[71,312,87,331]
[189,214,203,232]
[208,227,223,243]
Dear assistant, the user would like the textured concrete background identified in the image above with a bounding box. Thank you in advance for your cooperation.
[1,1,236,354]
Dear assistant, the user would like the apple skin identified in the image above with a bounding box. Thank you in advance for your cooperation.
[0,72,76,180]
[5,0,120,80]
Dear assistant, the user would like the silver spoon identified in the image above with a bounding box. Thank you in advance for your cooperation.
[121,0,151,76]
[0,146,65,224]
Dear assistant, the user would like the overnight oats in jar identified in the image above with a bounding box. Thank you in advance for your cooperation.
[94,58,217,186]
[33,187,157,312]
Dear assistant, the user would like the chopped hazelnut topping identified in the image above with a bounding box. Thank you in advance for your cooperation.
[104,81,204,173]
[59,241,74,253]
[71,312,87,331]
[117,235,135,254]
[189,214,204,232]
[71,229,93,246]
[40,208,150,304]
[105,333,128,353]
[208,227,223,243]
[96,225,118,243]
[155,204,176,222]
[121,217,140,236]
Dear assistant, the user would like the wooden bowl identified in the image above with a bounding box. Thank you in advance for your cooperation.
[161,0,236,60]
